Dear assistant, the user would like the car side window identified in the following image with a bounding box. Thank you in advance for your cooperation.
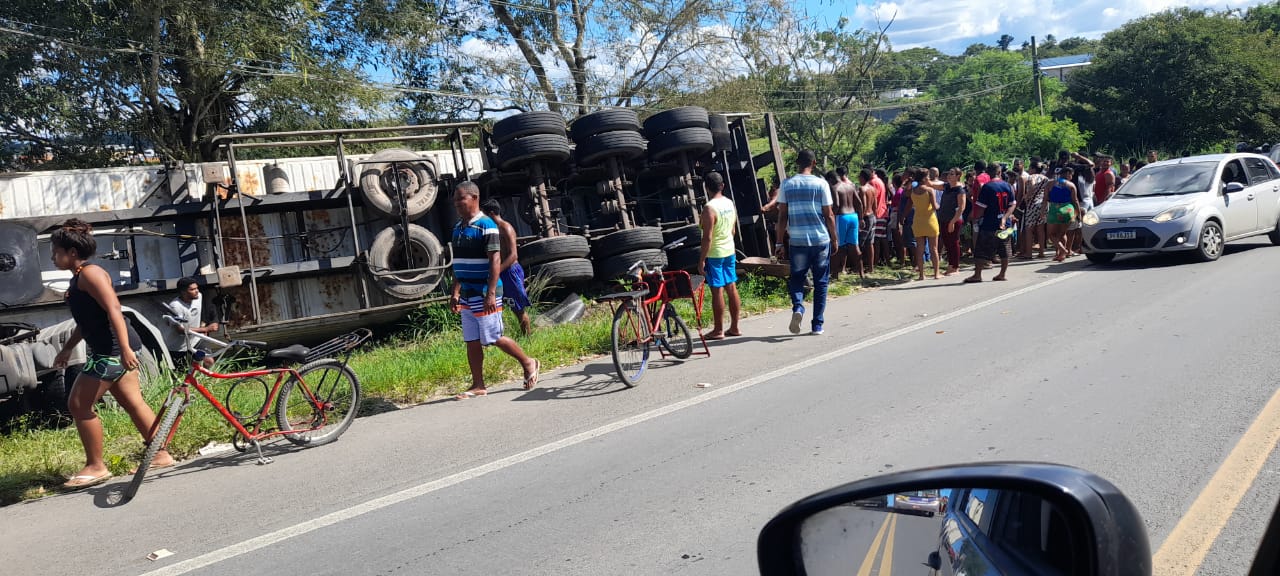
[1269,160,1280,179]
[1245,158,1273,185]
[1222,160,1249,187]
[964,488,999,535]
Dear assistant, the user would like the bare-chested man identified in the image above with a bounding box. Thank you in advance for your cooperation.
[480,199,532,335]
[829,167,864,280]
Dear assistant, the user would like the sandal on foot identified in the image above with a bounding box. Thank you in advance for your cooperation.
[705,332,726,341]
[524,360,540,390]
[63,472,112,490]
[724,330,742,337]
[963,277,983,284]
[455,390,488,400]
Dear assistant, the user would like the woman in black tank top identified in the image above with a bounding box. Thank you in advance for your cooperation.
[51,219,174,489]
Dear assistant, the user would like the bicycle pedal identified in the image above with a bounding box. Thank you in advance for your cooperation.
[256,456,274,465]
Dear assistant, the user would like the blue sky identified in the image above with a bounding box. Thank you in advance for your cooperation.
[807,0,1272,54]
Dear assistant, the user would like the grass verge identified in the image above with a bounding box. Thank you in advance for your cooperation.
[0,268,907,505]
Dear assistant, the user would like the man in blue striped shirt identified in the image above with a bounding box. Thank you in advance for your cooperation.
[450,181,539,399]
[774,150,837,335]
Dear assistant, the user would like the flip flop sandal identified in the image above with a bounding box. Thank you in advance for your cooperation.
[455,390,488,400]
[523,360,541,390]
[62,472,112,490]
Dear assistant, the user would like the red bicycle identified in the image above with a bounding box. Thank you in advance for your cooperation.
[122,318,370,503]
[598,237,710,386]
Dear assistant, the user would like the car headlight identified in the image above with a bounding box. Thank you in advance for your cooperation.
[1082,211,1100,226]
[1152,205,1191,223]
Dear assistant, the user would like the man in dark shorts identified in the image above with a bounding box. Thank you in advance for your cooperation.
[481,199,533,335]
[965,163,1017,283]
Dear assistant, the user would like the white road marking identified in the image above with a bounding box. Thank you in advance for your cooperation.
[140,271,1083,576]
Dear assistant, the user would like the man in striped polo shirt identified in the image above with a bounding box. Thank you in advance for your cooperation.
[775,149,837,335]
[450,181,539,399]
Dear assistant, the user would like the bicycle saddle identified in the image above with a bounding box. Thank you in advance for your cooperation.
[267,344,310,363]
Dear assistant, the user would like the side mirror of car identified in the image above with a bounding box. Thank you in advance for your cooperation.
[756,462,1152,576]
[1224,182,1246,194]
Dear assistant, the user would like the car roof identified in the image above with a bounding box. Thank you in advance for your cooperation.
[1148,153,1271,168]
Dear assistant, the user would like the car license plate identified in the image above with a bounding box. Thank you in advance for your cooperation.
[1106,230,1137,240]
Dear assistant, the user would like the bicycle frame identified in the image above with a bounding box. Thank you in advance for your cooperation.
[146,355,330,462]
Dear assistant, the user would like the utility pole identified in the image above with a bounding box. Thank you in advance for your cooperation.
[1031,35,1045,116]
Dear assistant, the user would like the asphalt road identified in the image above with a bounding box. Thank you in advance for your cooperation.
[5,241,1280,576]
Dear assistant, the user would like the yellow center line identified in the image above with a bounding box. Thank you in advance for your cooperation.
[879,512,897,575]
[1153,384,1280,575]
[857,513,892,576]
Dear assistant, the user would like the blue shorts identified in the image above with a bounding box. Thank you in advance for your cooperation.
[704,255,737,288]
[837,214,860,247]
[500,263,531,312]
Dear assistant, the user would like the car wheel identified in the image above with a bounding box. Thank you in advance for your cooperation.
[1086,252,1115,264]
[1269,218,1280,246]
[1193,221,1224,262]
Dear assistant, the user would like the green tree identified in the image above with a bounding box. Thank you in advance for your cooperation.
[997,34,1015,51]
[1067,8,1280,153]
[0,0,444,168]
[968,110,1091,162]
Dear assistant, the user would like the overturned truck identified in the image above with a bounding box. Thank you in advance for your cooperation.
[0,110,786,415]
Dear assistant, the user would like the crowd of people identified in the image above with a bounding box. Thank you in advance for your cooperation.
[763,148,1160,335]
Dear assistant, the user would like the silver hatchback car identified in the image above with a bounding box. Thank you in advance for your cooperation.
[1082,153,1280,263]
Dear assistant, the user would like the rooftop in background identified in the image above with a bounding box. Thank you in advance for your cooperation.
[1039,54,1093,70]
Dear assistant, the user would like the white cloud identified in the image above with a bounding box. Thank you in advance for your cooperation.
[851,0,1270,53]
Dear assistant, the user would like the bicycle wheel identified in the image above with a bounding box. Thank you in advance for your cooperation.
[275,359,362,446]
[611,302,651,387]
[657,306,693,359]
[122,392,185,503]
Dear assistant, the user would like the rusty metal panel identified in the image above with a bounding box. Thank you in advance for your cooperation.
[0,165,160,219]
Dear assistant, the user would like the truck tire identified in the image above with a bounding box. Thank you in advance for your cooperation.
[663,224,702,250]
[367,224,445,299]
[496,134,571,171]
[643,106,710,137]
[596,249,668,280]
[574,130,647,166]
[519,236,591,268]
[528,257,595,286]
[709,114,732,151]
[358,149,439,221]
[591,227,663,259]
[492,111,566,147]
[570,109,641,142]
[666,246,702,272]
[41,365,77,413]
[649,127,714,161]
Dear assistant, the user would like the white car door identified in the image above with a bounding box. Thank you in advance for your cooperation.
[1244,156,1280,233]
[1219,159,1258,238]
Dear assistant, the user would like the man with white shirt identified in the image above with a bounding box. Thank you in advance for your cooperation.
[163,277,219,367]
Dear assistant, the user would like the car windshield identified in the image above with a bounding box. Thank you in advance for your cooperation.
[1114,162,1216,197]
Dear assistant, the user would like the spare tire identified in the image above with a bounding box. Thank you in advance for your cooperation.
[591,227,663,259]
[358,149,439,221]
[0,222,43,307]
[367,224,445,300]
[528,257,595,287]
[596,249,668,280]
[649,127,714,161]
[643,106,710,137]
[519,235,591,268]
[575,130,647,166]
[497,133,571,170]
[570,109,641,142]
[709,114,732,151]
[492,111,567,147]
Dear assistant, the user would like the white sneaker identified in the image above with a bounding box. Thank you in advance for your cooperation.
[789,311,803,334]
[811,327,824,335]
